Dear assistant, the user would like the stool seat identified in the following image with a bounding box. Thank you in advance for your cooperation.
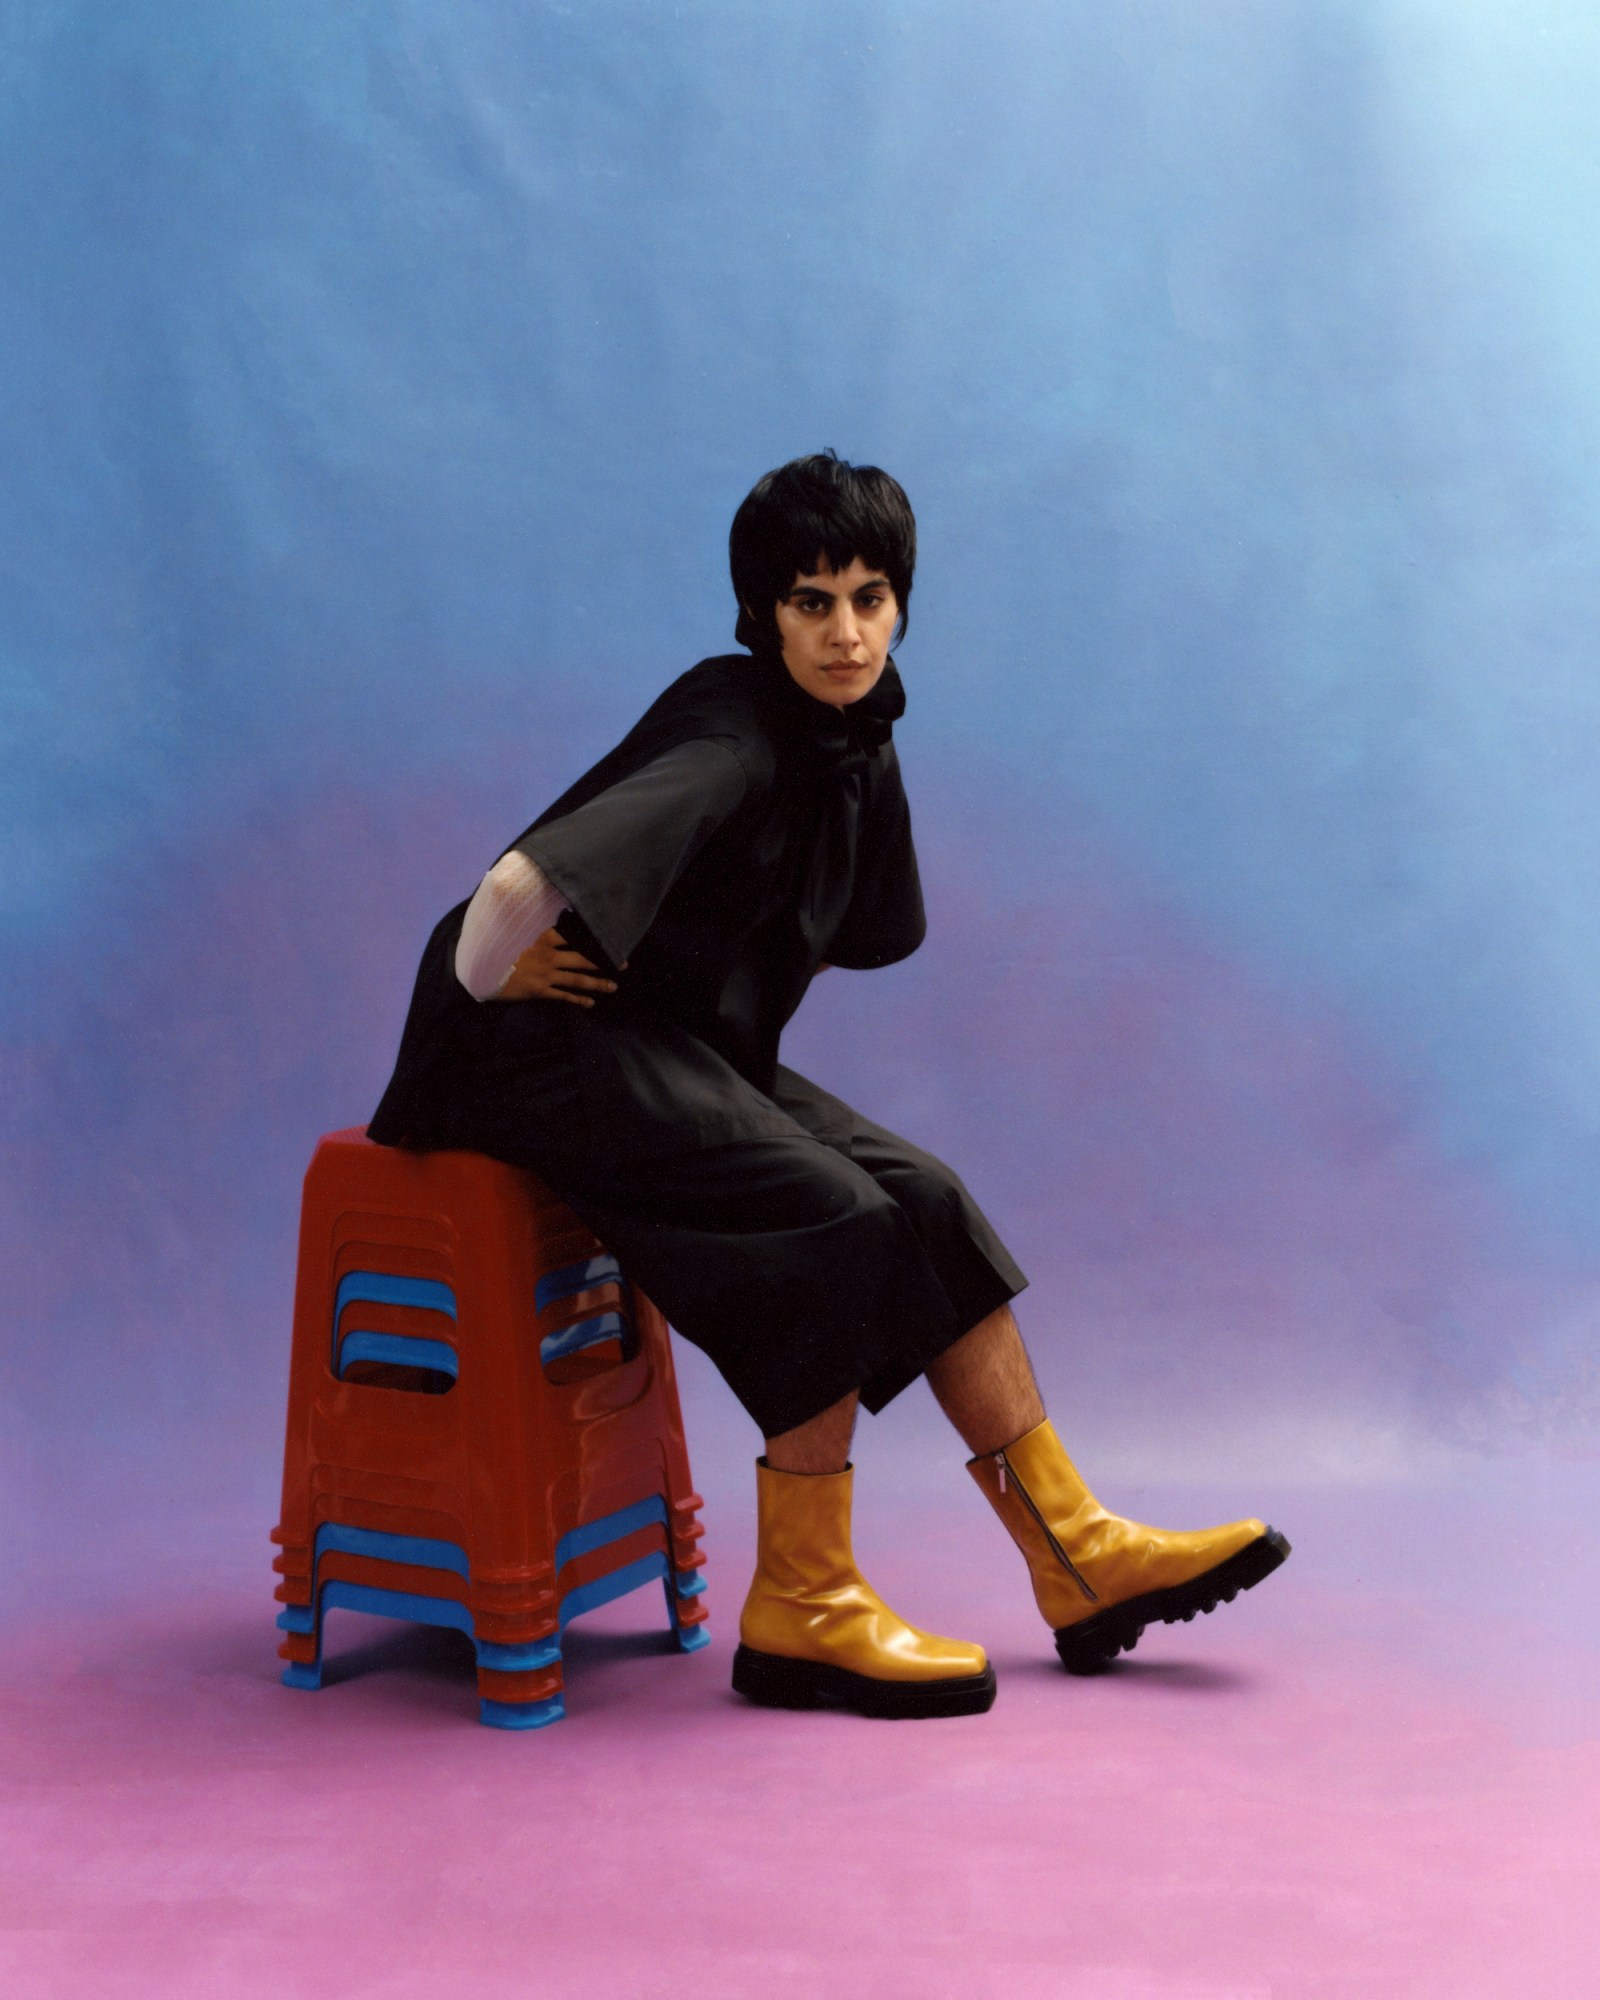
[272,1127,708,1727]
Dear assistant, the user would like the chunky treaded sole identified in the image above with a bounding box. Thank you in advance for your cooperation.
[731,1644,997,1718]
[1053,1527,1293,1674]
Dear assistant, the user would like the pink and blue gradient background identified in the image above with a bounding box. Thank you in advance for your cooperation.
[4,4,1598,1992]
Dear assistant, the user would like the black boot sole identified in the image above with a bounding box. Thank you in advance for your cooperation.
[732,1644,997,1718]
[1054,1527,1293,1674]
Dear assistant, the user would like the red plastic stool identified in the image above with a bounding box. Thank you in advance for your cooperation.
[271,1127,709,1728]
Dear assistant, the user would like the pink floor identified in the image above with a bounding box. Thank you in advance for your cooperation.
[2,1459,1597,1998]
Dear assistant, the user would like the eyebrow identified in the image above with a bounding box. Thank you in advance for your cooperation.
[783,576,891,600]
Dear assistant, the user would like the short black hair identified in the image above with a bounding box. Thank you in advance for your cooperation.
[729,450,916,651]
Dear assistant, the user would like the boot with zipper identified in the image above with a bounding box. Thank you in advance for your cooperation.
[969,1418,1291,1672]
[732,1458,996,1718]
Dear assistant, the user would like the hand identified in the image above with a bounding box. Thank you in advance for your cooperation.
[492,929,625,1006]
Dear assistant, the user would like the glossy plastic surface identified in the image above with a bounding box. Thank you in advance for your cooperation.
[272,1127,709,1726]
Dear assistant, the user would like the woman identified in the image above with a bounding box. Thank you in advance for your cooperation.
[369,452,1289,1719]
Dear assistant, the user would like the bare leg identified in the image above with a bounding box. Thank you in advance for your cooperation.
[764,1389,859,1475]
[925,1304,1045,1457]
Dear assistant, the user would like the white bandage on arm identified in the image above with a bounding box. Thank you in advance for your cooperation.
[453,851,571,1000]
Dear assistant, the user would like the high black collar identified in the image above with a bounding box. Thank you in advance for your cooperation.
[749,641,906,775]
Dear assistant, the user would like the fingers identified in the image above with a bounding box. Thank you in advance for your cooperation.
[540,967,620,1003]
[543,941,605,974]
[520,931,624,1004]
[551,966,618,992]
[546,951,619,991]
[498,969,616,1005]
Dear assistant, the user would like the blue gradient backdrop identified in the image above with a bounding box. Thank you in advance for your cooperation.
[5,2,1598,1582]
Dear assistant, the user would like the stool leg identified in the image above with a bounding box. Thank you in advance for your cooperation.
[277,1609,324,1691]
[477,1656,566,1730]
[664,1572,711,1653]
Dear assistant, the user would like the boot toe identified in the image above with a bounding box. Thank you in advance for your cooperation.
[1054,1524,1292,1671]
[866,1605,987,1683]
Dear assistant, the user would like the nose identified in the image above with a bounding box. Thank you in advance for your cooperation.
[829,602,863,655]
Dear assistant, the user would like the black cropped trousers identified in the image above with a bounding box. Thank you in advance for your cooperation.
[414,1002,1028,1438]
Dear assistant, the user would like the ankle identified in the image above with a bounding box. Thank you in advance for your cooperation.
[760,1448,851,1477]
[763,1390,858,1476]
[961,1412,1049,1461]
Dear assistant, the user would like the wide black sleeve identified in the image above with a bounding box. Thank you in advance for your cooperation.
[824,744,927,970]
[512,737,749,971]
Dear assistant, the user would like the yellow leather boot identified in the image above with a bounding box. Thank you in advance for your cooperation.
[968,1418,1290,1672]
[732,1459,996,1717]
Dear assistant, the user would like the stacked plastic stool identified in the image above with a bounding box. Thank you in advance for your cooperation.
[272,1126,709,1729]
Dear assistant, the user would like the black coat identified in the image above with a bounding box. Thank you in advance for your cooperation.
[366,644,1025,1437]
[369,646,925,1150]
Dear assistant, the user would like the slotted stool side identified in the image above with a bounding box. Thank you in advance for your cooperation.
[272,1127,709,1727]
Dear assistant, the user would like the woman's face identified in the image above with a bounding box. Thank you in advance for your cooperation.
[770,557,898,708]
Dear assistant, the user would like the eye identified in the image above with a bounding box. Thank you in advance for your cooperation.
[795,595,828,614]
[856,592,887,611]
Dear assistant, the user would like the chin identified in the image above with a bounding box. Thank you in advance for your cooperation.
[815,670,884,705]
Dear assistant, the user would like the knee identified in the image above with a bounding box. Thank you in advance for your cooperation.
[879,1153,972,1236]
[823,1168,904,1236]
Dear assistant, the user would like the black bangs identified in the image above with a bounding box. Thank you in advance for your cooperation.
[729,450,916,651]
